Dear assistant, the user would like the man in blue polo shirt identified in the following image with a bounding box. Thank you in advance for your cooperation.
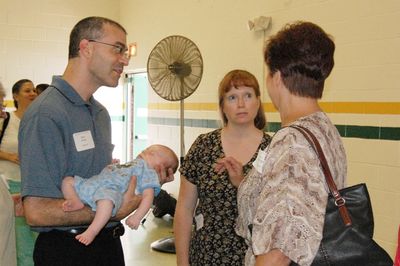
[19,16,173,266]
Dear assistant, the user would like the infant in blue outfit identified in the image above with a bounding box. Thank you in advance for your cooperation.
[61,144,179,245]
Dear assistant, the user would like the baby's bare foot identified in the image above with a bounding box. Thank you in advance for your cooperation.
[125,216,140,230]
[76,231,96,246]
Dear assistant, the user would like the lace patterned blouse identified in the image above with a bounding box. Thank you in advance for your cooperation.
[236,112,347,266]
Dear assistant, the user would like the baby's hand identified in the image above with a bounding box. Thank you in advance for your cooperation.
[111,158,120,164]
[125,214,141,230]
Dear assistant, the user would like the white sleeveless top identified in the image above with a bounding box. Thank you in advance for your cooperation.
[0,111,21,181]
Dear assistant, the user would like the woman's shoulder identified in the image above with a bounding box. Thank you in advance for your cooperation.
[262,130,272,141]
[186,129,221,158]
[269,126,297,144]
[199,128,220,137]
[295,111,335,132]
[5,111,20,125]
[194,128,221,143]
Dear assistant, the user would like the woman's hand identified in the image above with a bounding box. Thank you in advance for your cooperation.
[215,156,244,187]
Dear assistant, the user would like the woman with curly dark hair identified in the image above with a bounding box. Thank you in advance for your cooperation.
[220,22,347,266]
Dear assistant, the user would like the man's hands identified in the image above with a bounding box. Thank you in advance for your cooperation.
[12,193,24,216]
[114,176,142,221]
[214,156,244,188]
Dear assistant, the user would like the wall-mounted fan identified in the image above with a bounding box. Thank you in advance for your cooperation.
[147,35,203,253]
[147,35,203,162]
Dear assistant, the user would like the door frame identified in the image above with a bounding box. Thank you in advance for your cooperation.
[123,68,148,162]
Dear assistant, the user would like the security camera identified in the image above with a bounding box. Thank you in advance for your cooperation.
[248,16,271,31]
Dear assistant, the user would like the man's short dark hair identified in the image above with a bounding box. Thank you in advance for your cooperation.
[68,16,127,59]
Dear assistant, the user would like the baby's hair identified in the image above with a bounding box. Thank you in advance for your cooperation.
[147,144,179,173]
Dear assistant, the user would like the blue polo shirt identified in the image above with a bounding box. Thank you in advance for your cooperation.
[19,76,114,203]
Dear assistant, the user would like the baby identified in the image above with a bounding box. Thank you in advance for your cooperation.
[61,144,179,245]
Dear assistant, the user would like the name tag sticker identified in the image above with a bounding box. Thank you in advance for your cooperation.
[73,130,95,152]
[195,214,204,231]
[253,148,267,173]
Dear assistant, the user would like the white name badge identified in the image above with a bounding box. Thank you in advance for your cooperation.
[253,148,267,173]
[194,214,204,231]
[73,130,95,152]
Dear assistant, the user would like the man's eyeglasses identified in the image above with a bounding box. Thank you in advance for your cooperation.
[88,39,131,60]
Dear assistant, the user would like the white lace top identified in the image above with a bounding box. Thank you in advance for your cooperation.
[236,112,347,266]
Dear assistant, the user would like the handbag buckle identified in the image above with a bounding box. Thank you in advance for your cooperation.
[334,197,346,207]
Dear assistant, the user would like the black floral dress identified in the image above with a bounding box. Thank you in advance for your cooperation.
[179,129,271,266]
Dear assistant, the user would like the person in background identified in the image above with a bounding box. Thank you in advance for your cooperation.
[174,69,271,266]
[0,81,17,266]
[35,83,49,95]
[19,16,174,266]
[0,173,17,266]
[0,79,37,182]
[61,144,179,245]
[0,78,37,266]
[219,21,347,266]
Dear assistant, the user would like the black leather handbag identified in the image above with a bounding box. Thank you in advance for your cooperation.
[290,125,393,266]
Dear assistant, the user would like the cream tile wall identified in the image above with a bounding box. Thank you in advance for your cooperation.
[0,0,119,94]
[344,138,400,254]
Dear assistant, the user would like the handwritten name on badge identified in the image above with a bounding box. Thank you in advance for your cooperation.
[253,148,267,173]
[73,130,95,152]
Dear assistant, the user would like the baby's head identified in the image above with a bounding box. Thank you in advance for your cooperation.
[141,144,179,175]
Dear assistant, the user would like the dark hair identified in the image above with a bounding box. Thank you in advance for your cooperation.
[12,79,34,109]
[69,16,127,59]
[218,69,266,130]
[264,21,335,98]
[36,83,49,94]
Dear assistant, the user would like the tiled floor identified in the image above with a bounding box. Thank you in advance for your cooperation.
[121,212,176,266]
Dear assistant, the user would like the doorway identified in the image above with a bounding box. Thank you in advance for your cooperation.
[124,72,149,161]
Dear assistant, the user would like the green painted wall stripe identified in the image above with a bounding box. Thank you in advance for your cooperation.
[145,117,400,141]
[112,116,399,140]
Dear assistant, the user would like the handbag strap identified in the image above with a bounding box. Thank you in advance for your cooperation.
[0,112,10,144]
[289,125,352,226]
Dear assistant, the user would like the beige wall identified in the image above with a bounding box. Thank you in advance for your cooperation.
[0,0,119,93]
[1,0,399,259]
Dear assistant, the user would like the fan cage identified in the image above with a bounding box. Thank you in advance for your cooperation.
[147,35,203,101]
